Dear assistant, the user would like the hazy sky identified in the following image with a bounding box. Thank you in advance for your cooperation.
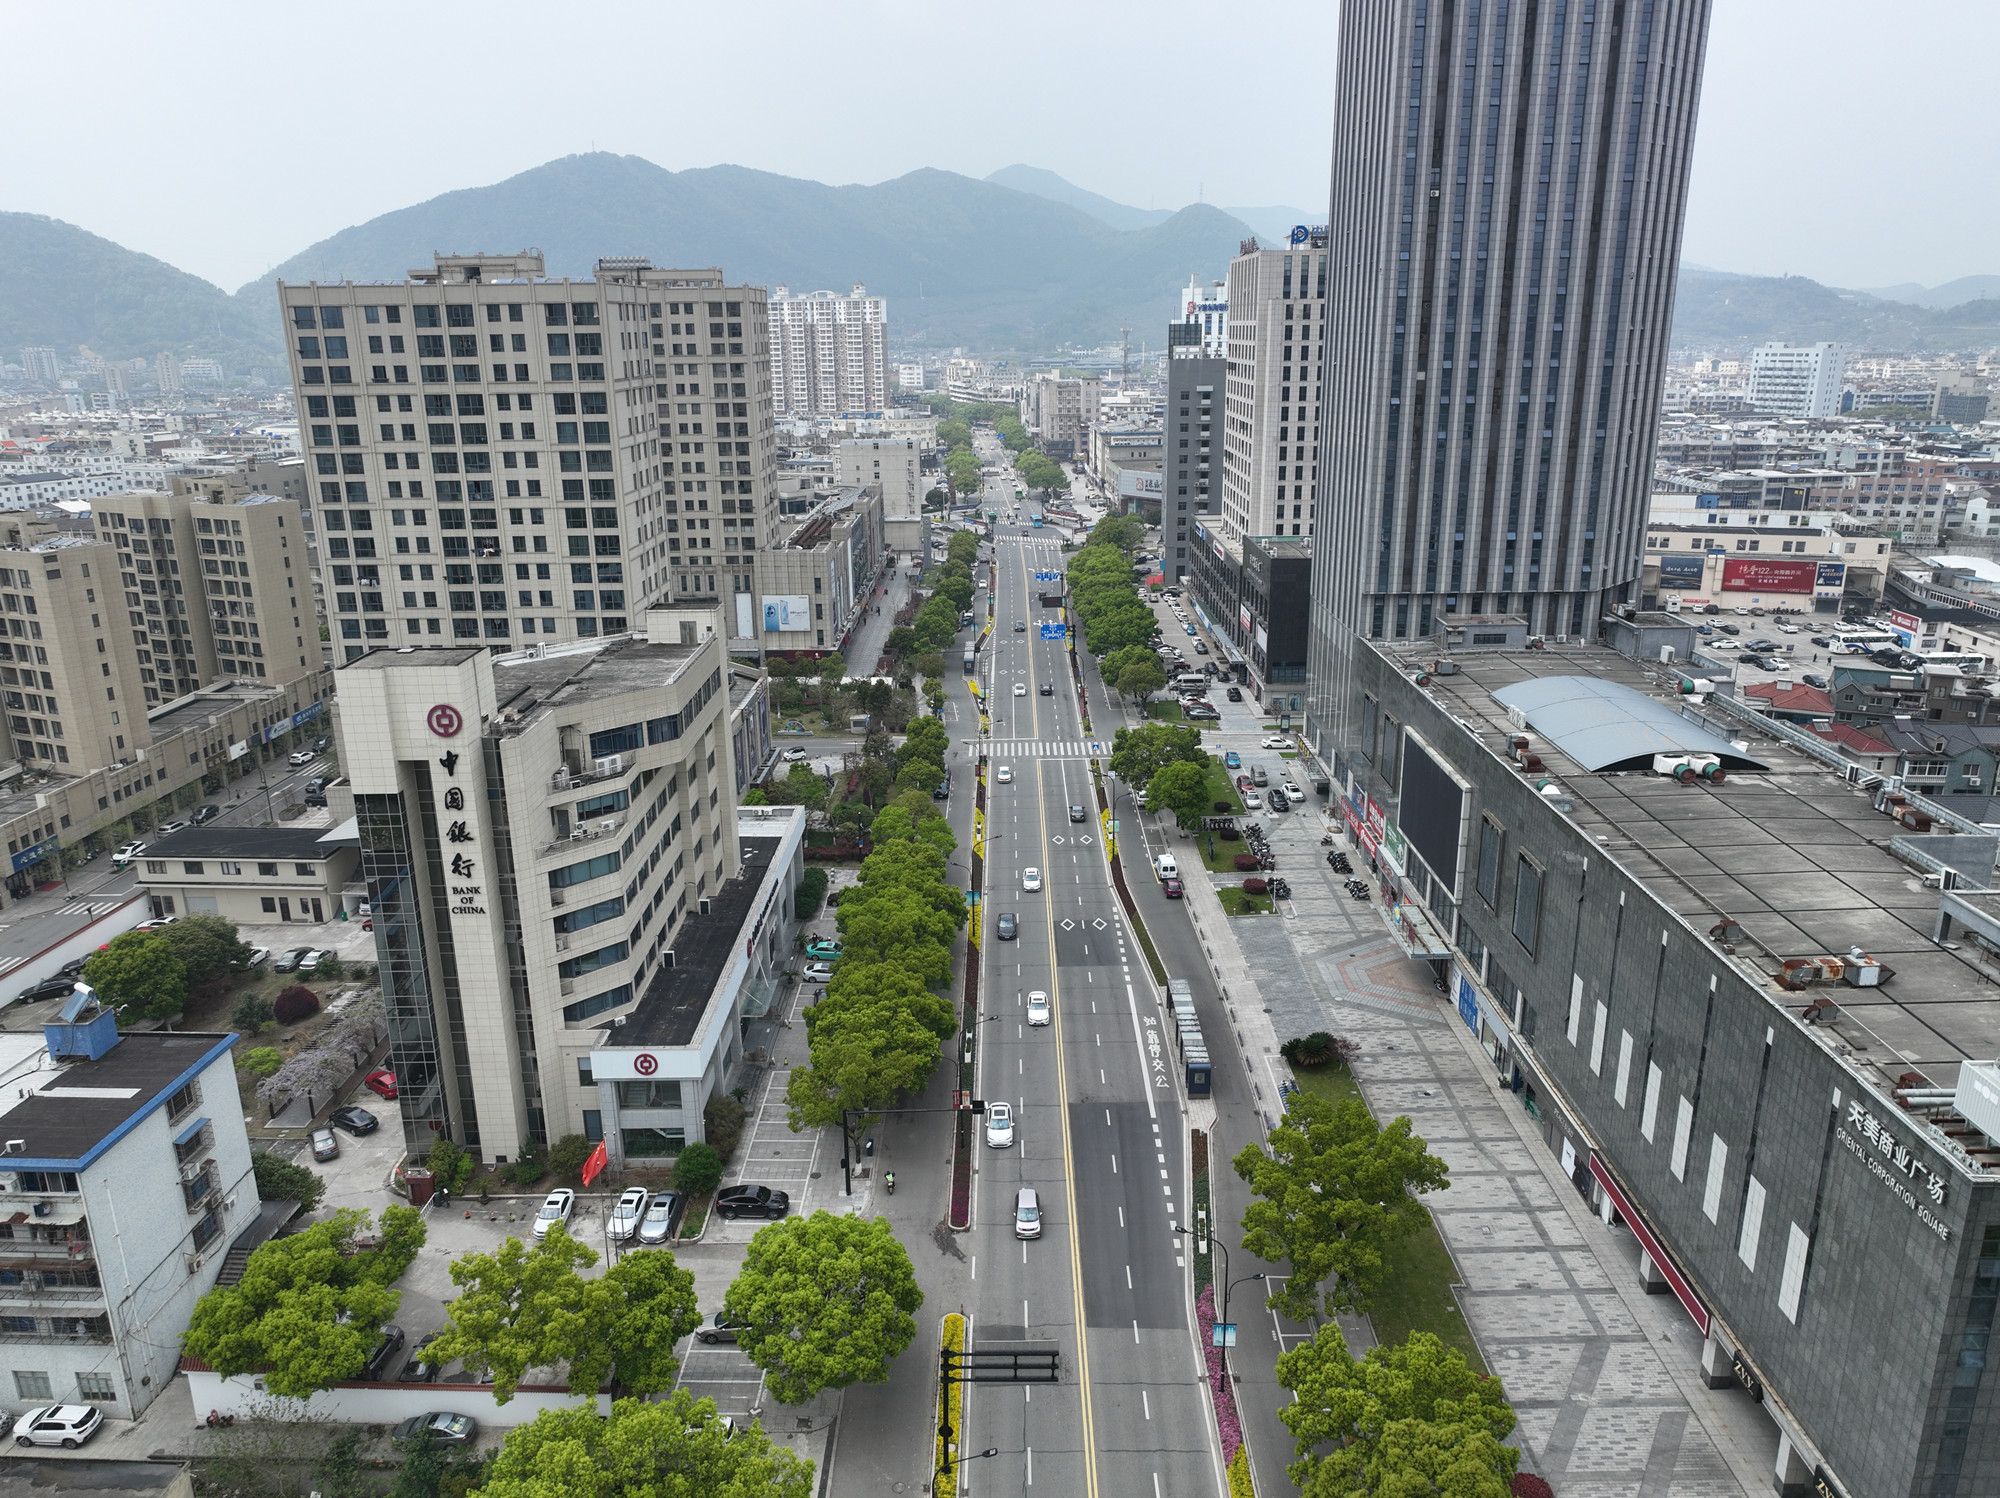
[5,0,1993,294]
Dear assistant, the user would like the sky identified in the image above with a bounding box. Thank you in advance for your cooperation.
[4,0,1994,295]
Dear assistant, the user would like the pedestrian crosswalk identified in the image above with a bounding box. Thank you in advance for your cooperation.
[979,739,1105,759]
[57,899,123,918]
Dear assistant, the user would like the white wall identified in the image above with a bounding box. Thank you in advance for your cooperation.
[187,1367,609,1426]
[1,893,146,1007]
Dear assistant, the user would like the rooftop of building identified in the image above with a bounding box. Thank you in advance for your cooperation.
[0,1028,238,1168]
[492,636,707,725]
[611,832,785,1049]
[1383,634,2000,1093]
[146,679,293,731]
[1743,680,1834,716]
[0,1458,195,1498]
[146,825,342,861]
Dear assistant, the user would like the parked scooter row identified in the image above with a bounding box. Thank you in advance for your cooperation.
[1326,850,1354,875]
[1344,878,1372,902]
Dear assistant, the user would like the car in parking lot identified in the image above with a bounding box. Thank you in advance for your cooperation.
[996,765,1012,783]
[803,961,835,982]
[1026,991,1050,1026]
[112,841,147,868]
[399,1333,447,1383]
[1013,681,1027,697]
[11,1404,103,1449]
[1736,652,1763,665]
[1268,788,1289,811]
[310,1128,340,1162]
[1802,673,1829,690]
[1162,876,1184,898]
[1185,705,1220,722]
[695,1311,750,1344]
[392,1412,478,1449]
[985,1100,1015,1147]
[1751,655,1783,671]
[1022,867,1041,891]
[274,946,313,972]
[715,1184,790,1220]
[329,1104,378,1135]
[531,1188,575,1240]
[1716,623,1740,635]
[1746,638,1782,653]
[1223,751,1240,768]
[609,1186,650,1240]
[134,915,178,932]
[1242,790,1262,810]
[637,1190,687,1244]
[15,975,78,1007]
[1069,804,1086,822]
[362,1323,406,1381]
[1226,686,1243,702]
[364,1069,398,1099]
[805,938,842,961]
[242,946,270,970]
[996,911,1018,940]
[1810,636,1833,648]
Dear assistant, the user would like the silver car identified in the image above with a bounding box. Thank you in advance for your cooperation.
[608,1186,649,1241]
[637,1191,686,1245]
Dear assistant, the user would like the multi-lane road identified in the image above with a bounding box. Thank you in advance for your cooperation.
[955,521,1222,1498]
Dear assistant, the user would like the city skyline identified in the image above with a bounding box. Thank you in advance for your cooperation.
[0,0,1990,295]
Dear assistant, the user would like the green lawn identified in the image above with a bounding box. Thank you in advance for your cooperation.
[1146,699,1186,721]
[1287,1063,1487,1375]
[1191,761,1254,873]
[1216,886,1272,916]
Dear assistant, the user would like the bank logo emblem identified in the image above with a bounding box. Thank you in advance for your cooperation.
[633,1053,659,1076]
[427,704,464,738]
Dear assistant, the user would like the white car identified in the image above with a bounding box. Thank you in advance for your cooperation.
[1022,867,1042,892]
[996,766,1013,784]
[532,1188,576,1240]
[608,1185,649,1241]
[1261,735,1290,749]
[12,1404,103,1449]
[1243,791,1263,809]
[803,961,835,982]
[1013,681,1027,697]
[112,841,147,868]
[288,750,317,767]
[1026,991,1051,1026]
[244,946,271,969]
[986,1100,1015,1147]
[782,746,809,762]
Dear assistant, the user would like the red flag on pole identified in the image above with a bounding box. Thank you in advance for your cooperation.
[581,1139,609,1187]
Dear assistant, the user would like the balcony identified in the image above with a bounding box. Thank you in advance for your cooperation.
[0,1315,112,1345]
[0,1236,94,1265]
[550,757,628,793]
[537,813,626,859]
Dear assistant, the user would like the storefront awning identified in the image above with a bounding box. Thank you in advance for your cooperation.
[1382,899,1454,960]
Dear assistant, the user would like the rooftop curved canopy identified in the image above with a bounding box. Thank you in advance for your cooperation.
[1490,675,1770,773]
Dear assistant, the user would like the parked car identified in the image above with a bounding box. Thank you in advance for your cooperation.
[985,1100,1015,1148]
[608,1186,650,1240]
[297,949,328,972]
[243,946,271,969]
[288,750,317,767]
[805,938,842,961]
[714,1184,790,1220]
[135,916,178,932]
[1736,652,1763,665]
[1242,791,1263,810]
[310,1128,340,1162]
[398,1333,447,1383]
[362,1323,406,1381]
[1810,636,1833,648]
[637,1190,687,1244]
[1802,673,1829,690]
[364,1069,398,1099]
[933,775,951,800]
[157,819,190,836]
[15,976,77,1006]
[1162,877,1184,899]
[1026,991,1051,1026]
[329,1105,378,1135]
[695,1311,750,1344]
[392,1412,478,1449]
[1252,767,1269,787]
[1716,623,1740,635]
[191,804,220,825]
[782,747,809,762]
[1022,867,1042,892]
[1268,788,1289,811]
[996,911,1019,940]
[531,1188,576,1240]
[111,841,147,868]
[274,946,312,973]
[1069,804,1086,823]
[1752,655,1783,671]
[56,956,90,979]
[11,1405,103,1449]
[803,961,835,983]
[1226,686,1244,702]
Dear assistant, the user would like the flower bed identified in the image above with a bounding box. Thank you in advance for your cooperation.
[938,1312,967,1490]
[1196,1282,1243,1464]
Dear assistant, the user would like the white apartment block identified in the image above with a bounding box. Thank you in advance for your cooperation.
[768,285,888,418]
[342,626,803,1164]
[1020,375,1101,456]
[278,253,780,663]
[1747,342,1848,419]
[0,998,254,1420]
[1221,241,1322,543]
[895,363,925,391]
[1174,277,1228,358]
[19,348,61,384]
[837,438,921,513]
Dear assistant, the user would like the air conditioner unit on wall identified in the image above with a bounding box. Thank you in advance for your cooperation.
[184,1255,203,1274]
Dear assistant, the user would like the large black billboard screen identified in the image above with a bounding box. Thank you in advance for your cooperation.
[1401,735,1467,891]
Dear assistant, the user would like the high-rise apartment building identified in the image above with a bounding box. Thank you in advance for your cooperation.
[768,285,888,417]
[277,253,780,663]
[837,438,921,513]
[19,347,60,384]
[1174,276,1229,358]
[341,626,804,1161]
[154,351,183,393]
[1163,345,1224,583]
[1747,342,1848,419]
[90,490,322,706]
[1221,238,1324,545]
[1020,374,1102,456]
[1307,0,1711,676]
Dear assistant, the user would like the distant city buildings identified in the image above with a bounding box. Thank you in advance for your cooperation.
[1019,373,1101,456]
[154,351,182,393]
[894,362,925,391]
[1748,341,1849,419]
[1173,277,1228,358]
[19,346,60,383]
[768,284,888,417]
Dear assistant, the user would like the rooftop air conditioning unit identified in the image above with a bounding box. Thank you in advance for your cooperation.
[594,754,624,776]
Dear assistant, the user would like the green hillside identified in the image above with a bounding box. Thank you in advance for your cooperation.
[0,212,280,366]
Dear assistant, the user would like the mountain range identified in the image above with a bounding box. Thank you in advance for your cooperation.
[3,155,1997,369]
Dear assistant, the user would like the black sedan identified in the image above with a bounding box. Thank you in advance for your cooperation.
[1069,805,1086,823]
[15,976,77,1007]
[996,911,1019,940]
[1736,653,1764,666]
[715,1184,790,1220]
[392,1412,477,1448]
[1802,673,1829,690]
[1038,682,1053,696]
[400,1333,446,1383]
[329,1105,379,1135]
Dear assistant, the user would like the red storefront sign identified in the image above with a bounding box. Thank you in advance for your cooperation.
[1589,1156,1711,1336]
[1720,558,1817,594]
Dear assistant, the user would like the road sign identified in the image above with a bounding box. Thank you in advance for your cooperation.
[1212,1323,1237,1349]
[1040,623,1067,640]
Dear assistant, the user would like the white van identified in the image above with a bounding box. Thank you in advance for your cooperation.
[1155,854,1179,883]
[1015,1187,1042,1239]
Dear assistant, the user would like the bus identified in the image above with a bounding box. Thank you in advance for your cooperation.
[962,648,976,673]
[1828,628,1897,654]
[1031,515,1043,528]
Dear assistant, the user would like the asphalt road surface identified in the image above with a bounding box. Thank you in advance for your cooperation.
[964,523,1221,1498]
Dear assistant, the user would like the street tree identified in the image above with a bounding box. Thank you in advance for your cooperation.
[1144,759,1214,831]
[1108,721,1208,790]
[1233,1092,1449,1320]
[1116,658,1168,704]
[424,1223,603,1401]
[83,930,187,1020]
[251,1151,325,1213]
[160,912,253,987]
[785,996,943,1128]
[587,1248,704,1395]
[723,1213,923,1403]
[182,1207,427,1398]
[477,1394,813,1498]
[1276,1327,1517,1498]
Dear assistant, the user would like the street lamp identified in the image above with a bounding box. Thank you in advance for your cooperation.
[1176,1227,1265,1380]
[933,1432,1000,1495]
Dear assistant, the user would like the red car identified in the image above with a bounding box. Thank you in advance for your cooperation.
[1162,877,1184,899]
[363,1069,398,1099]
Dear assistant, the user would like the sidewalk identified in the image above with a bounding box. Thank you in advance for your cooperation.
[840,564,916,677]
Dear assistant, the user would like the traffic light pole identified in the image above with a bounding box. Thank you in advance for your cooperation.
[841,1101,986,1197]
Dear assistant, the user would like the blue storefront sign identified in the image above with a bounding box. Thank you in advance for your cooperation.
[1455,971,1481,1034]
[11,835,58,873]
[261,701,326,744]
